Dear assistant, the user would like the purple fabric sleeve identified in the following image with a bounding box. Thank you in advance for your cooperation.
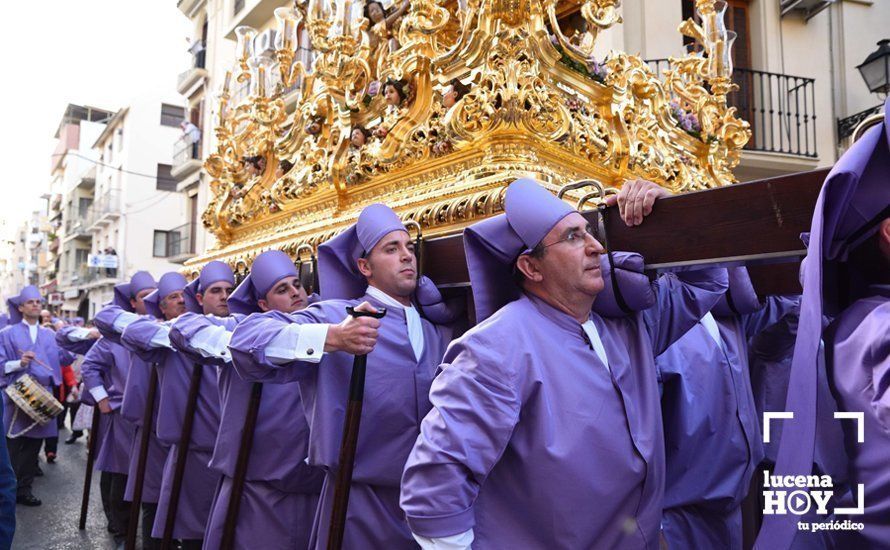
[80,338,114,407]
[55,326,96,355]
[400,329,520,538]
[93,305,128,344]
[169,312,241,366]
[642,267,729,356]
[738,295,801,340]
[121,317,168,364]
[228,308,328,385]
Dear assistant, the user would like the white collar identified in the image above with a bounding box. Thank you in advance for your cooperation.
[365,285,414,312]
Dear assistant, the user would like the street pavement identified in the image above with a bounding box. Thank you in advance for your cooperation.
[11,425,116,550]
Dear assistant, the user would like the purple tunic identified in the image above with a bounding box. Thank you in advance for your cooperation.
[122,316,222,539]
[229,294,454,549]
[0,323,73,439]
[170,312,324,549]
[94,306,170,503]
[400,268,727,549]
[81,337,137,475]
[657,295,797,549]
[748,304,848,479]
[824,286,890,548]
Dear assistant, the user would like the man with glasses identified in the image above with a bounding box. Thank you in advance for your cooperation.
[401,178,729,549]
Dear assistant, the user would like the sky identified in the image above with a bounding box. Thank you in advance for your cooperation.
[0,1,192,241]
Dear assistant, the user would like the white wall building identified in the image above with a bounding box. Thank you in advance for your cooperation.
[84,98,191,317]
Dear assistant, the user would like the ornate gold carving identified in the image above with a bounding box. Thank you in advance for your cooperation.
[191,0,750,272]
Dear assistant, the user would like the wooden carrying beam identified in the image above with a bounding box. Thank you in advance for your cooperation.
[423,168,828,296]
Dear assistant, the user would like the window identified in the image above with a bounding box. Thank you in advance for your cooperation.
[153,230,170,257]
[78,197,92,219]
[160,103,186,127]
[75,248,90,267]
[157,164,177,191]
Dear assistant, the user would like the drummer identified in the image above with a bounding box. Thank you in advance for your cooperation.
[0,285,75,506]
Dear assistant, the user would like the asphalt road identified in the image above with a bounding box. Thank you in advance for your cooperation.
[11,425,116,550]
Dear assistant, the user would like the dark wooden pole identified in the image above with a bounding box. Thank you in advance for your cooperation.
[125,365,159,550]
[160,363,204,550]
[219,382,264,550]
[327,307,387,550]
[78,406,102,530]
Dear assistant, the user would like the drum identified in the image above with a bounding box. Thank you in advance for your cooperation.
[4,373,64,438]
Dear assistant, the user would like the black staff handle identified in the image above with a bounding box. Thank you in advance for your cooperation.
[220,381,264,550]
[78,406,103,530]
[160,363,204,550]
[125,364,159,550]
[327,306,387,550]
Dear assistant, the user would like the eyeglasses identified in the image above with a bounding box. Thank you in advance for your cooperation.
[540,223,602,249]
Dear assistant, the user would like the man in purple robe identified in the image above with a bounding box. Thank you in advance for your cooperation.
[0,285,75,506]
[172,250,323,549]
[399,178,729,549]
[228,203,459,549]
[96,272,185,550]
[121,263,232,549]
[657,267,799,549]
[758,99,890,549]
[58,271,155,547]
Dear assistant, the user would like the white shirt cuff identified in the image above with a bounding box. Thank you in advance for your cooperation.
[149,324,173,350]
[89,386,110,403]
[68,327,94,342]
[4,360,23,374]
[265,323,329,365]
[112,311,140,334]
[190,325,234,362]
[413,529,475,550]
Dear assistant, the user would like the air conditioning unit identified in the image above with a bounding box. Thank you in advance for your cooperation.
[255,29,278,57]
[780,0,835,20]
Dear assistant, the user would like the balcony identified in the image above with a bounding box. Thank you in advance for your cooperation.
[63,216,91,241]
[177,48,208,95]
[780,0,835,20]
[226,0,291,39]
[74,165,96,191]
[646,61,817,159]
[171,135,203,179]
[177,0,207,18]
[159,222,198,264]
[86,190,122,231]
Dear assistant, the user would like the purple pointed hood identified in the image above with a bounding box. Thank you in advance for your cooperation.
[143,272,188,319]
[758,98,890,549]
[228,250,300,315]
[184,261,236,314]
[6,285,43,325]
[112,271,157,312]
[464,179,574,322]
[317,203,408,300]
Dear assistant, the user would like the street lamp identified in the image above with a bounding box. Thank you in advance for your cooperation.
[857,39,890,97]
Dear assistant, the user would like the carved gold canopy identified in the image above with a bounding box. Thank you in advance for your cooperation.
[190,0,749,273]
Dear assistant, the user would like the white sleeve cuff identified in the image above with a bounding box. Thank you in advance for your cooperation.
[112,311,140,334]
[68,327,94,342]
[149,324,173,350]
[88,386,109,403]
[413,529,475,550]
[265,323,329,365]
[4,360,23,374]
[190,325,234,362]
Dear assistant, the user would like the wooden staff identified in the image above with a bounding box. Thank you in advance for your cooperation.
[160,363,204,550]
[78,406,102,530]
[219,381,264,550]
[327,306,387,550]
[125,365,159,550]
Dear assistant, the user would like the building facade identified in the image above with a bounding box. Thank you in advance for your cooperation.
[46,100,191,318]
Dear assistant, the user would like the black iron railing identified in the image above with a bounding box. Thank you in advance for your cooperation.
[837,104,883,141]
[646,59,818,158]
